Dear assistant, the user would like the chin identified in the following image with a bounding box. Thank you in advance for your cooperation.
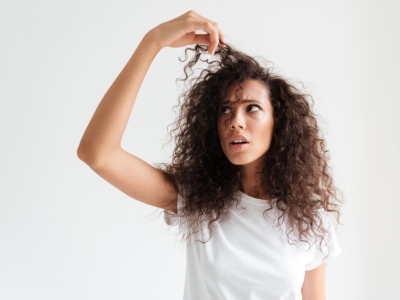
[224,152,267,167]
[226,156,255,166]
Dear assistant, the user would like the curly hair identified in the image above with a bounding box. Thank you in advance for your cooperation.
[161,44,342,250]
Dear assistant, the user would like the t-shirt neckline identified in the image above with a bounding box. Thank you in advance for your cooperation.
[238,190,277,204]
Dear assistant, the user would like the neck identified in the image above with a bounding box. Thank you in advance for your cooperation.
[239,161,270,200]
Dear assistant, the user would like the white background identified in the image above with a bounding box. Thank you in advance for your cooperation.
[1,0,399,299]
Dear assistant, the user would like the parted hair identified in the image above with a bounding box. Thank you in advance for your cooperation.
[160,44,342,250]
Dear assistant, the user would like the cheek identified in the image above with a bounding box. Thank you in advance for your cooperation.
[266,118,274,133]
[217,119,228,139]
[252,115,274,131]
[264,120,274,139]
[252,118,274,146]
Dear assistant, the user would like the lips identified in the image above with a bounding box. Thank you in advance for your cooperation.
[229,135,249,145]
[228,135,250,152]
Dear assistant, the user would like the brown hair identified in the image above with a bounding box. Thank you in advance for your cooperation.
[161,44,342,250]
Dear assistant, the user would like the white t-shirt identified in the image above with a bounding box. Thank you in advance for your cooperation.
[164,191,341,300]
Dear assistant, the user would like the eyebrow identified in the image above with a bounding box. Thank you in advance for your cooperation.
[219,99,263,106]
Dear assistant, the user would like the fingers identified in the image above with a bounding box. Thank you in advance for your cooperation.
[201,20,224,55]
[219,32,226,47]
[153,10,225,54]
[185,10,225,55]
[193,34,227,52]
[193,34,212,46]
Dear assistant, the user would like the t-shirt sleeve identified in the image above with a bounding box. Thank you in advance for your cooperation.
[305,212,342,271]
[163,193,184,226]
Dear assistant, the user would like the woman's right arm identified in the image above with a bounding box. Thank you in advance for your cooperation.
[77,11,224,213]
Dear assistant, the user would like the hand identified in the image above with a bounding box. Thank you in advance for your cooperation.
[146,10,225,55]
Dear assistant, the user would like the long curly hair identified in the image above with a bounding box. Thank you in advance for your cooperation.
[161,44,342,249]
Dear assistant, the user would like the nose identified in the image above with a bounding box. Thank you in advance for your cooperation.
[229,109,245,130]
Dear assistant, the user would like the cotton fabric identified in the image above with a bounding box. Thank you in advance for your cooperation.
[164,191,341,300]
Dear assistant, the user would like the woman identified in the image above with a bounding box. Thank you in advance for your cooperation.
[77,10,342,300]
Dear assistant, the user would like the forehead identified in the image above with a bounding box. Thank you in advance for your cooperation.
[223,79,270,102]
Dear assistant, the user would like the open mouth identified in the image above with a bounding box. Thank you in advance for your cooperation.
[230,140,249,145]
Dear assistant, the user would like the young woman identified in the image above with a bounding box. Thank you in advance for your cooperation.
[77,10,342,300]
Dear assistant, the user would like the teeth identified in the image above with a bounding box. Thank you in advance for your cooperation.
[232,140,247,144]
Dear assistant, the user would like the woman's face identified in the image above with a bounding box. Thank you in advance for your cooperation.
[218,79,274,168]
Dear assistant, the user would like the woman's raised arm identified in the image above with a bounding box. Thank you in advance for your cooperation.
[77,11,224,212]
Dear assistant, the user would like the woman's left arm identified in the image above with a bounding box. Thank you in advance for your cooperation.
[301,263,326,300]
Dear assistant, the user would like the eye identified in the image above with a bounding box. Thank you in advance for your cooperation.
[247,104,260,112]
[219,106,231,114]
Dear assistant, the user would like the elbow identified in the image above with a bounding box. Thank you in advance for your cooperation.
[76,142,99,166]
[77,146,85,160]
[77,145,92,164]
[76,142,115,169]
